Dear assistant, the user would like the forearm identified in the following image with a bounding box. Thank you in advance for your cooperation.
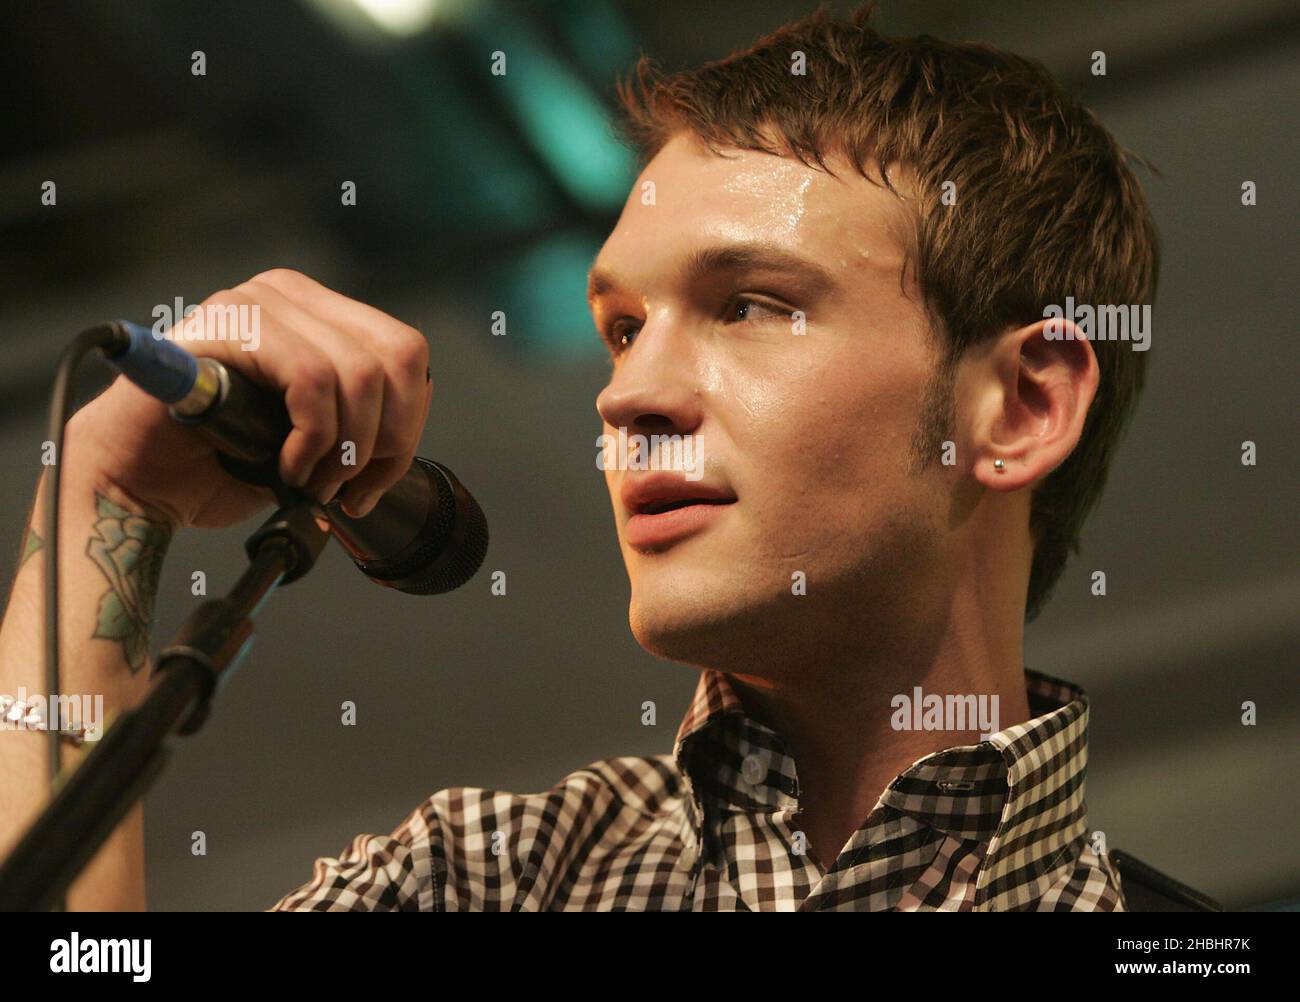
[0,454,176,910]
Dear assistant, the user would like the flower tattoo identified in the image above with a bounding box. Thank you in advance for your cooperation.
[86,493,172,674]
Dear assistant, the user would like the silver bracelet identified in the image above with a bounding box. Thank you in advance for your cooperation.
[0,695,90,746]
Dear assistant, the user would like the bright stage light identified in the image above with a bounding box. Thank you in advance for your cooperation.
[304,0,472,40]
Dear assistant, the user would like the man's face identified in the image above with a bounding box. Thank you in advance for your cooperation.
[590,133,952,672]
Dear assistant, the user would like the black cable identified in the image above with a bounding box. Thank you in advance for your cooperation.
[41,323,122,911]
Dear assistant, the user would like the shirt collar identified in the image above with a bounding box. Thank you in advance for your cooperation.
[672,667,1094,908]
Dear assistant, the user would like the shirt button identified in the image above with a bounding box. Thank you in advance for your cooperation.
[741,753,767,787]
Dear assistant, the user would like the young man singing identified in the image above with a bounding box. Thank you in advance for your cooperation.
[0,5,1215,910]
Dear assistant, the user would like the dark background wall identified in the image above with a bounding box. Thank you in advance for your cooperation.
[1,0,1295,910]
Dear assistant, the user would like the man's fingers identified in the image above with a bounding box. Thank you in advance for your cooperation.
[238,278,389,499]
[298,348,384,500]
[191,272,432,510]
[338,456,410,517]
[252,271,429,463]
[339,376,432,516]
[252,269,428,355]
[366,329,429,458]
[279,356,340,487]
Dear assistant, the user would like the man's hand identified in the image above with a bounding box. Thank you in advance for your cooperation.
[0,268,431,911]
[72,269,433,530]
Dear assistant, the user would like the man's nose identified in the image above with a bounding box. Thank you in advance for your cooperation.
[595,321,703,436]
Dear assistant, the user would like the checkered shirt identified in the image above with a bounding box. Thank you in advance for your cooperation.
[269,667,1126,911]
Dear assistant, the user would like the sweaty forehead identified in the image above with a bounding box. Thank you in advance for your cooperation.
[595,132,910,288]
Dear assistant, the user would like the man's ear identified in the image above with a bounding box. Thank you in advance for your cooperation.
[967,319,1099,491]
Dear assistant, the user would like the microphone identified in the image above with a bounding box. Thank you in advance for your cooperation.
[99,319,488,595]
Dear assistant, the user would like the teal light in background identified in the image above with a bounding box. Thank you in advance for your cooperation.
[304,0,562,235]
[490,231,606,357]
[549,0,641,83]
[390,55,558,234]
[463,14,635,212]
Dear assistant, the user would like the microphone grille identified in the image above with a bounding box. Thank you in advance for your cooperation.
[399,471,489,595]
[329,459,489,595]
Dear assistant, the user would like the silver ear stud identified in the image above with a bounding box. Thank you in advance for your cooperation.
[993,459,1006,472]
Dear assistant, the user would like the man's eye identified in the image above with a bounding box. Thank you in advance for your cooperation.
[725,296,791,323]
[605,319,640,353]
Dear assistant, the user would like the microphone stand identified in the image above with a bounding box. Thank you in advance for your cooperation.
[0,490,330,912]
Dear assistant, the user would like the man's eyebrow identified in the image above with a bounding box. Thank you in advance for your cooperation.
[587,242,838,302]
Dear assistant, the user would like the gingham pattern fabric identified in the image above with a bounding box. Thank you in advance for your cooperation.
[269,667,1126,911]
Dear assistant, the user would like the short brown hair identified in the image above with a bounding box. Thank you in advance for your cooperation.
[615,1,1159,619]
